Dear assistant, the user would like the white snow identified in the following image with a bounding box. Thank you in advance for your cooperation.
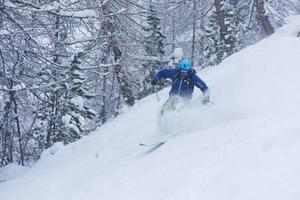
[12,83,26,91]
[1,16,300,200]
[173,47,184,60]
[0,30,9,35]
[62,114,72,126]
[71,96,84,110]
[5,0,97,18]
[0,164,29,183]
[168,47,184,66]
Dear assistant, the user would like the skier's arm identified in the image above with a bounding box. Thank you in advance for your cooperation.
[192,75,208,93]
[152,69,178,84]
[192,75,210,104]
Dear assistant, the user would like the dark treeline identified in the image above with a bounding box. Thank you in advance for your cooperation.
[0,0,299,166]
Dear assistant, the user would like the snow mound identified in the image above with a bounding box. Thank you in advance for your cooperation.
[173,47,184,60]
[1,16,300,200]
[0,164,29,183]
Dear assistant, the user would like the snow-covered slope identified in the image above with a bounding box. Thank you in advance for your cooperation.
[0,164,28,183]
[1,16,300,200]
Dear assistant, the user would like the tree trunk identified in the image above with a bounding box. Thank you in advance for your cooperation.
[46,14,63,147]
[191,0,197,65]
[101,3,135,107]
[100,65,108,124]
[255,0,274,36]
[13,98,24,165]
[0,87,15,165]
[0,101,13,166]
[0,1,4,30]
[172,17,175,52]
[112,47,135,106]
[214,0,227,43]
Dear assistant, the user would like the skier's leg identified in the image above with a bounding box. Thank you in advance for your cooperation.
[160,96,179,116]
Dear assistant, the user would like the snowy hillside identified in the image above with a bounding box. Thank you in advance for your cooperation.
[1,16,300,200]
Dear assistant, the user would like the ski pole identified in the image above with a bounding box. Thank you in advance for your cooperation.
[154,86,161,102]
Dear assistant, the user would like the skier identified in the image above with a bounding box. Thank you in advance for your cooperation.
[151,59,209,115]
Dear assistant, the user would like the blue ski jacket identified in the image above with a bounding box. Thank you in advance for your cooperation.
[153,68,208,98]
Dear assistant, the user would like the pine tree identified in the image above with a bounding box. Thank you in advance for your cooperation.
[57,53,95,144]
[204,0,240,65]
[139,3,166,99]
[0,0,295,167]
[203,14,221,66]
[225,0,248,52]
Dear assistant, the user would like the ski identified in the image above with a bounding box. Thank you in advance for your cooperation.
[139,141,167,154]
[139,141,166,147]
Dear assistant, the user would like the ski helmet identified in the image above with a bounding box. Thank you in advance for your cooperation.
[179,59,192,71]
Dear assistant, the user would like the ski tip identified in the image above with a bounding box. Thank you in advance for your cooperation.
[139,141,166,147]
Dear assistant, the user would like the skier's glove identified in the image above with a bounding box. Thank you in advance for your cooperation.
[151,79,158,85]
[202,89,210,105]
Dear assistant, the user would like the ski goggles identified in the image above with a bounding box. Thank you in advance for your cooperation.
[180,69,189,73]
[180,69,190,76]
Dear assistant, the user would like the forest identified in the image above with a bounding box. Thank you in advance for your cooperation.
[0,0,299,167]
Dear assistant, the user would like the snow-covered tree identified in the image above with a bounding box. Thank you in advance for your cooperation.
[57,53,95,143]
[204,0,236,65]
[255,0,275,36]
[0,0,297,167]
[139,3,166,99]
